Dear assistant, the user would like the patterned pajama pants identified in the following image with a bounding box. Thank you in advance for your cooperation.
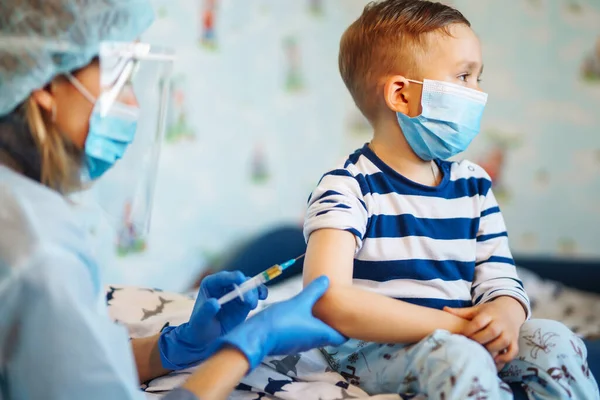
[322,319,599,399]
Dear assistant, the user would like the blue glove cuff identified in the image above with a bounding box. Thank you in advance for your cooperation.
[158,325,220,371]
[217,325,271,371]
[158,326,188,371]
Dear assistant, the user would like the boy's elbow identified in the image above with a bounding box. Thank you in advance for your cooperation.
[311,285,357,335]
[312,289,336,324]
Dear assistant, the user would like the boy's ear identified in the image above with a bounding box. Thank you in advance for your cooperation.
[383,75,411,115]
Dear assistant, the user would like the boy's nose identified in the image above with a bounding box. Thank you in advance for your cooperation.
[472,84,484,93]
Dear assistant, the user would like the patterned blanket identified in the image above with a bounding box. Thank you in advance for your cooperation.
[106,268,600,399]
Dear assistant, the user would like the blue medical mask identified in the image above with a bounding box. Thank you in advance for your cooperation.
[84,101,139,180]
[396,79,488,161]
[66,73,140,180]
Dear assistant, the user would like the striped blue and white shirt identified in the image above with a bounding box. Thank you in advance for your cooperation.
[304,144,531,317]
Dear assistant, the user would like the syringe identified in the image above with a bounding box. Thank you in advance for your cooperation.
[217,254,305,306]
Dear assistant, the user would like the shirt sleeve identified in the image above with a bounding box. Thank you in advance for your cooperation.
[303,168,369,252]
[5,245,145,400]
[472,182,532,319]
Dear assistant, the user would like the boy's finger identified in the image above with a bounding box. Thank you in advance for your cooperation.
[495,343,518,364]
[443,306,479,320]
[484,331,510,353]
[472,322,503,345]
[463,313,493,337]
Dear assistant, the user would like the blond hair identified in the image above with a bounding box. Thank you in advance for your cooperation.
[339,0,471,121]
[20,96,82,193]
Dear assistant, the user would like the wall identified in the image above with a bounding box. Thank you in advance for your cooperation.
[84,0,600,291]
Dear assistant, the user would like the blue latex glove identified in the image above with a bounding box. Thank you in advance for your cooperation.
[159,271,267,370]
[218,276,347,370]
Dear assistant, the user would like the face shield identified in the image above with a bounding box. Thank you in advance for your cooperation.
[79,42,175,238]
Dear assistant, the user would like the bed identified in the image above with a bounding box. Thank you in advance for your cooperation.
[107,264,600,399]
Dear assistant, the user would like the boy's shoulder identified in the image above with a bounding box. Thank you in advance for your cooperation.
[444,159,492,182]
[324,145,374,177]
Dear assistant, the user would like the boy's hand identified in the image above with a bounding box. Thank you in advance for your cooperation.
[444,297,526,370]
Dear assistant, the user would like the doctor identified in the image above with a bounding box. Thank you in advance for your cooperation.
[0,1,345,399]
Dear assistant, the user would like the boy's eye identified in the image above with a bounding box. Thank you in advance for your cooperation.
[458,74,469,82]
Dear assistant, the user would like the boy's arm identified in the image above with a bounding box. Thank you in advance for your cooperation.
[303,228,469,343]
[444,166,529,367]
[471,184,531,318]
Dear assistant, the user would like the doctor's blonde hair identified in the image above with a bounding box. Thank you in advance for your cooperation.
[0,93,84,193]
[24,94,82,193]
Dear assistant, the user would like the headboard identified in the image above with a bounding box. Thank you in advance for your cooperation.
[514,256,600,295]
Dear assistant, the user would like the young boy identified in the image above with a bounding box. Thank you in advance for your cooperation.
[302,1,599,399]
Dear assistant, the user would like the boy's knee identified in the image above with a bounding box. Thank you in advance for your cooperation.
[443,333,491,358]
[518,319,584,363]
[521,319,575,338]
[418,333,504,397]
[515,320,599,398]
[520,319,578,347]
[429,332,495,372]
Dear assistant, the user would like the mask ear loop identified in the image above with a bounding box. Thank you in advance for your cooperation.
[65,73,96,104]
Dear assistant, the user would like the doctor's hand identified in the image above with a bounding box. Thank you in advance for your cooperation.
[158,271,267,371]
[196,271,268,334]
[217,275,347,370]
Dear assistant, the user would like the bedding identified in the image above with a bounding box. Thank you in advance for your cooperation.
[106,267,600,399]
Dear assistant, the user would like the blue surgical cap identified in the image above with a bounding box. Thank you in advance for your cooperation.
[0,0,155,117]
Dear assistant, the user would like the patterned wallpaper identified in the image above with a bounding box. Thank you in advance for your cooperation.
[80,0,600,291]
